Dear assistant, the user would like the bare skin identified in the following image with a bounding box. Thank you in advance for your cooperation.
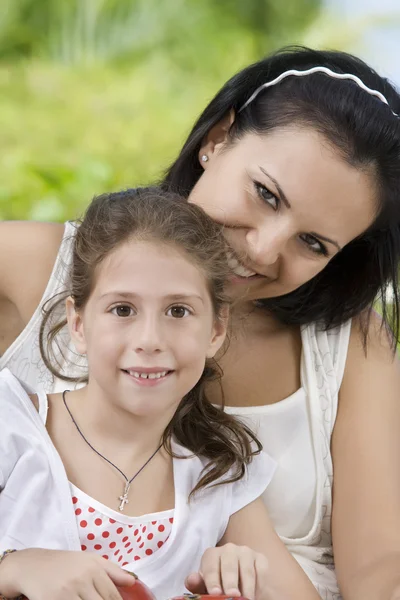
[1,124,400,598]
[0,221,64,355]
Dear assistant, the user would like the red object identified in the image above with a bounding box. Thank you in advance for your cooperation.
[118,575,250,600]
[168,596,249,600]
[118,573,156,600]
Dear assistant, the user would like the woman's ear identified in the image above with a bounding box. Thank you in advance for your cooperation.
[198,109,235,167]
[66,296,87,355]
[206,304,230,358]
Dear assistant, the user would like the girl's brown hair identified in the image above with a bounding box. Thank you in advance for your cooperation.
[40,186,262,495]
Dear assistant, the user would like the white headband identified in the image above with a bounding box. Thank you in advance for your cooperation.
[239,66,398,117]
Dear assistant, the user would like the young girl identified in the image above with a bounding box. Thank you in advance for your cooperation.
[0,187,319,600]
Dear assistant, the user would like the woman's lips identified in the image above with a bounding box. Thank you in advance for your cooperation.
[226,249,259,278]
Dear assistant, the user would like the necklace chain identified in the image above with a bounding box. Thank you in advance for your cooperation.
[62,390,162,511]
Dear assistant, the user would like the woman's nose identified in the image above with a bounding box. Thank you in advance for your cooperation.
[246,223,290,275]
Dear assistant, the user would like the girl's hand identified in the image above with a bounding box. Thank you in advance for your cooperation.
[0,548,136,600]
[185,543,269,600]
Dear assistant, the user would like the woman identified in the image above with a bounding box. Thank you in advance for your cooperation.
[1,47,400,599]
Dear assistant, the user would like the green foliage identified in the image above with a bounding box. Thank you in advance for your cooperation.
[0,0,320,221]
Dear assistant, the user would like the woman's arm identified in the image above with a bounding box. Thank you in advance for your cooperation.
[0,221,64,354]
[186,497,320,600]
[332,315,400,600]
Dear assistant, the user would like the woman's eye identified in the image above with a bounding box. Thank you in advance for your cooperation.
[300,234,328,256]
[254,182,278,210]
[167,305,191,319]
[111,305,134,317]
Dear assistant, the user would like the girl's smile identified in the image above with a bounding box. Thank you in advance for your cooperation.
[121,367,174,387]
[67,239,226,425]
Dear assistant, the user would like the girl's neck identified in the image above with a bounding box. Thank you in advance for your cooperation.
[62,383,173,455]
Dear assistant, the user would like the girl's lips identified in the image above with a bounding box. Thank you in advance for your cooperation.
[122,369,174,387]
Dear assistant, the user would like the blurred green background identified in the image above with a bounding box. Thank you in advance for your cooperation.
[0,0,323,220]
[0,0,396,221]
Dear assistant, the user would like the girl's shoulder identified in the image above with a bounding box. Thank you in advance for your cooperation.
[173,440,276,511]
[0,368,48,486]
[0,368,45,415]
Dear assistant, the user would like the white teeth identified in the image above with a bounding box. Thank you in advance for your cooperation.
[227,251,256,278]
[128,370,168,380]
[148,372,167,379]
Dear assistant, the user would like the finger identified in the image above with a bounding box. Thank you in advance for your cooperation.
[77,581,108,600]
[237,551,257,600]
[199,548,223,595]
[94,571,123,600]
[254,554,270,600]
[102,561,136,588]
[219,546,241,597]
[184,572,207,594]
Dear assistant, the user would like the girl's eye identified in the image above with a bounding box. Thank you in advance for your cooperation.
[166,305,191,319]
[254,182,278,210]
[300,233,328,257]
[111,305,134,317]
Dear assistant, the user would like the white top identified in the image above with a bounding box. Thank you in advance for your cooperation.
[0,221,352,599]
[225,387,315,539]
[225,322,351,600]
[0,368,275,600]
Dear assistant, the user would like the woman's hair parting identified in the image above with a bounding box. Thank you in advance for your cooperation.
[163,46,400,346]
[39,186,262,495]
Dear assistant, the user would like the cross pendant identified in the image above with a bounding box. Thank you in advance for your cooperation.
[118,483,130,512]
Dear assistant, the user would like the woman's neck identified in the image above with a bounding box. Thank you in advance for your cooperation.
[230,299,288,336]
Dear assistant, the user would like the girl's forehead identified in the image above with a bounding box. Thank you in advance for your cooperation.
[91,239,213,300]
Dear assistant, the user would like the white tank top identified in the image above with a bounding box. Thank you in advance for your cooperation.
[0,221,351,599]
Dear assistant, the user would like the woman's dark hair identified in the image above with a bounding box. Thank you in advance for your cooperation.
[39,186,261,496]
[163,46,400,346]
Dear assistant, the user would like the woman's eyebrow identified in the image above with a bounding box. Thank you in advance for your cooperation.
[258,166,291,209]
[310,232,341,251]
[259,166,341,251]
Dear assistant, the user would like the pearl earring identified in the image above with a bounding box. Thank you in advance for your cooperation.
[201,154,209,163]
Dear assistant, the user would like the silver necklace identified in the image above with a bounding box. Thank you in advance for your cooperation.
[63,390,162,511]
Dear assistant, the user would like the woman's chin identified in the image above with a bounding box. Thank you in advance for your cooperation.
[225,275,277,302]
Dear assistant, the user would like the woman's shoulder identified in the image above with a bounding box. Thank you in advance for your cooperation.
[0,221,66,305]
[0,221,73,356]
[173,440,276,506]
[302,319,352,391]
[344,311,397,378]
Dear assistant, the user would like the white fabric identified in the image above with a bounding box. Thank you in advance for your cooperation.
[225,387,315,539]
[226,322,351,600]
[0,222,352,599]
[0,368,275,600]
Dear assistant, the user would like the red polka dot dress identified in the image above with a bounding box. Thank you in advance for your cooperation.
[71,484,174,566]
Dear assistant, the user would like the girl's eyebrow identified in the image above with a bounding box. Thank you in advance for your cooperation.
[99,291,205,304]
[258,166,291,209]
[259,166,341,251]
[163,293,205,304]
